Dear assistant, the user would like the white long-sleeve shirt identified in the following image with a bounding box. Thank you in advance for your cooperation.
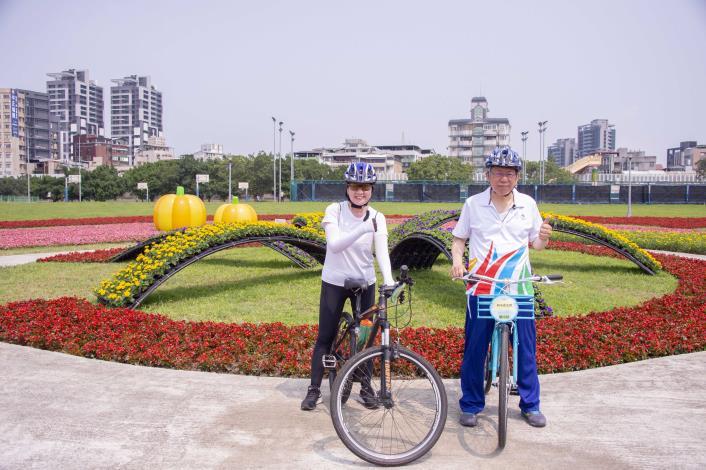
[320,201,395,287]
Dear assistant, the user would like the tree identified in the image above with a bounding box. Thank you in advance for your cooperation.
[406,155,474,181]
[523,161,575,184]
[123,160,180,200]
[0,177,25,196]
[82,165,125,201]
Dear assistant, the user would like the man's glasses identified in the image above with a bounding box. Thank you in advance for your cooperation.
[489,169,518,180]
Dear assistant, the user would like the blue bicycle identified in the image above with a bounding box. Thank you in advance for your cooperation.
[461,272,563,449]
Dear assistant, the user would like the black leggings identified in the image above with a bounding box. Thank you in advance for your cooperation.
[310,280,376,388]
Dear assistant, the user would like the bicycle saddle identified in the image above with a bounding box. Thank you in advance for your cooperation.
[344,278,368,291]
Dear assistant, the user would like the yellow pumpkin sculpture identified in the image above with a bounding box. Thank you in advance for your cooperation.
[153,186,207,231]
[214,196,258,224]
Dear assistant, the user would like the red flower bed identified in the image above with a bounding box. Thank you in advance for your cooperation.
[37,248,126,263]
[576,216,706,229]
[546,240,624,260]
[1,253,704,377]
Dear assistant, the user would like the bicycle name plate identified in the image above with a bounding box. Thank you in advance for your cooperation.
[489,295,519,322]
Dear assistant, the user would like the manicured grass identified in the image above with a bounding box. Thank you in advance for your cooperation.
[1,200,704,221]
[0,246,677,328]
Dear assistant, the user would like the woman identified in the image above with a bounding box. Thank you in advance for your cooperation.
[301,162,395,411]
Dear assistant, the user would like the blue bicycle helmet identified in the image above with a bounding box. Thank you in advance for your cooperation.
[485,146,522,171]
[344,162,377,184]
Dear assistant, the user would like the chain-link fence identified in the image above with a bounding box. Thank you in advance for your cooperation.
[292,181,706,204]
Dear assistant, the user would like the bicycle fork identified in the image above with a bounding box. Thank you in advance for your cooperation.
[379,318,395,408]
[490,323,518,388]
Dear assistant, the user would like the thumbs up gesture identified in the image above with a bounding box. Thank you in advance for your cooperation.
[539,217,553,242]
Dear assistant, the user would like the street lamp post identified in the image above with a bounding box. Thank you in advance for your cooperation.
[278,121,283,202]
[228,160,232,201]
[77,135,82,202]
[538,121,548,185]
[289,130,295,200]
[627,155,633,217]
[271,117,277,202]
[521,131,529,184]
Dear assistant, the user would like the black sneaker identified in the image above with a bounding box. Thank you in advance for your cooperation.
[300,386,321,411]
[360,391,380,410]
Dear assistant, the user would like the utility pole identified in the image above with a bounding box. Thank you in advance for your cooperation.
[289,130,295,201]
[271,117,277,202]
[521,131,529,184]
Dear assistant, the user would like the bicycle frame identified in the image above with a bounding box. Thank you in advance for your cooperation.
[477,294,534,389]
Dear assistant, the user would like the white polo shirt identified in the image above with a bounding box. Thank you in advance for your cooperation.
[320,202,388,287]
[452,187,542,295]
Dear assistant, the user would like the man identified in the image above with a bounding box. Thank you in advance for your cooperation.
[450,146,552,428]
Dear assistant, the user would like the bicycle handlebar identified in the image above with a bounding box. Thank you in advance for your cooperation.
[456,272,563,285]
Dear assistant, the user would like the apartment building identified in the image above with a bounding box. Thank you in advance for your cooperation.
[448,97,511,168]
[46,69,104,163]
[193,143,224,160]
[0,88,57,177]
[133,135,176,167]
[547,137,577,167]
[297,139,434,180]
[667,141,706,171]
[577,119,615,158]
[110,75,163,164]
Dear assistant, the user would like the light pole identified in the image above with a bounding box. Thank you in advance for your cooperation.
[228,159,232,201]
[278,121,283,203]
[26,146,31,202]
[77,134,82,202]
[521,131,529,184]
[271,116,277,202]
[289,130,295,200]
[538,121,548,185]
[627,155,633,217]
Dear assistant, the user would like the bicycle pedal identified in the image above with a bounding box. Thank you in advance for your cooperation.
[322,355,337,369]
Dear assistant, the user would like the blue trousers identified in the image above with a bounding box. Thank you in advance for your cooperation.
[459,295,541,414]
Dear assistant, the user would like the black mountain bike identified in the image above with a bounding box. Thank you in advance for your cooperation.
[328,266,448,466]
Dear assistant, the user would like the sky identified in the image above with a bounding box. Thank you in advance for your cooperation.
[1,0,705,164]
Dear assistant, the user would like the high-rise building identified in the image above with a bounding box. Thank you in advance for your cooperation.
[110,75,163,164]
[577,119,615,158]
[46,69,105,163]
[0,88,57,177]
[448,97,511,168]
[547,137,576,167]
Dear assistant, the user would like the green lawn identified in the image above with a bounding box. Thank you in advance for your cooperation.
[0,247,677,328]
[1,200,704,221]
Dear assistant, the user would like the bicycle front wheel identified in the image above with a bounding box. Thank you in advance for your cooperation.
[498,324,510,449]
[330,345,448,467]
[483,343,493,395]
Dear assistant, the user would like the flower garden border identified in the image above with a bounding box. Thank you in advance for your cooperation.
[1,252,703,377]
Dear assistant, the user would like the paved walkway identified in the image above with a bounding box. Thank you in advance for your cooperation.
[0,250,97,267]
[0,342,704,469]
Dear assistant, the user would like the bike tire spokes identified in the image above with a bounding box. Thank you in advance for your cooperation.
[332,347,446,465]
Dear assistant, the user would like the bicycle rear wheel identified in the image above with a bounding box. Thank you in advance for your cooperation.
[328,313,356,395]
[498,324,510,449]
[330,345,448,466]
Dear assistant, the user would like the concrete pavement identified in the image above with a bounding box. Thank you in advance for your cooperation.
[0,250,96,267]
[1,342,704,469]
